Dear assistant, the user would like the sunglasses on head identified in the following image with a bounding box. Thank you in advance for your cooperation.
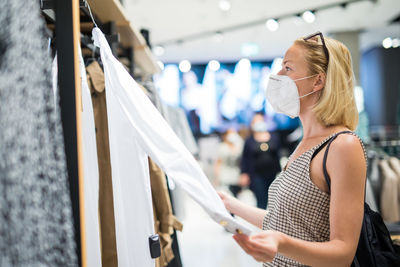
[303,31,330,64]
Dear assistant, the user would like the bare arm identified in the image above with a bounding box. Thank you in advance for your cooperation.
[218,191,267,229]
[233,134,366,266]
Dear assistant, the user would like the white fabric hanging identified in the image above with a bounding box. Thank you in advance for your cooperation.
[50,51,102,266]
[78,49,102,267]
[92,28,252,258]
[94,29,156,267]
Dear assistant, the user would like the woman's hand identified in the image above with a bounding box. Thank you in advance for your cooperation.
[233,230,283,262]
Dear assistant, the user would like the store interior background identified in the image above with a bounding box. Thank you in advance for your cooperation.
[123,0,398,266]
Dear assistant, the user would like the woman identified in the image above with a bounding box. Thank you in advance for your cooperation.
[219,32,366,266]
[240,114,281,209]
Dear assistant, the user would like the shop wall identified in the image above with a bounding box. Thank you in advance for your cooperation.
[361,47,400,128]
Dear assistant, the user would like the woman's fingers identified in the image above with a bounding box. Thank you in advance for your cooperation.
[233,234,276,262]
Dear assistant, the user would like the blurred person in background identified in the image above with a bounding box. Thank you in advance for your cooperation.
[240,113,281,209]
[214,128,244,197]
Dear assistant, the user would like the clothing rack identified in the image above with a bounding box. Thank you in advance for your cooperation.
[40,1,162,266]
[367,140,400,158]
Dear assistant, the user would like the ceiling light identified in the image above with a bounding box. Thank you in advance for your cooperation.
[157,61,164,71]
[214,32,224,43]
[209,60,221,71]
[241,42,260,57]
[302,10,315,23]
[179,60,191,73]
[238,58,251,68]
[392,38,400,48]
[265,19,279,32]
[219,0,231,12]
[153,45,165,56]
[382,37,392,49]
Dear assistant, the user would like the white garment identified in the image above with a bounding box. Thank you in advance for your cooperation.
[78,49,102,266]
[92,28,252,264]
[52,52,102,266]
[51,55,58,110]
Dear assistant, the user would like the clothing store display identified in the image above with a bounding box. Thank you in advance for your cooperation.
[0,1,76,265]
[262,133,351,266]
[241,133,281,208]
[380,159,400,222]
[92,26,252,248]
[149,158,183,267]
[265,74,319,118]
[319,132,400,267]
[79,50,102,267]
[86,61,119,267]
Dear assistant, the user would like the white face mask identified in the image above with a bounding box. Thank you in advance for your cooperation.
[252,121,267,132]
[265,74,318,118]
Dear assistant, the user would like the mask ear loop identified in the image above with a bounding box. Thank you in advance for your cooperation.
[296,74,321,98]
[293,74,318,82]
[299,90,319,98]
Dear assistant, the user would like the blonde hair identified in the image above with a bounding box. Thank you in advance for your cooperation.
[294,36,358,131]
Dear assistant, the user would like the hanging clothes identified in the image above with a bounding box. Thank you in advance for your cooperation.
[164,105,199,155]
[0,1,77,265]
[92,27,252,249]
[149,158,183,267]
[389,157,400,193]
[380,159,400,222]
[86,61,119,267]
[79,50,103,266]
[388,157,400,216]
[138,86,183,266]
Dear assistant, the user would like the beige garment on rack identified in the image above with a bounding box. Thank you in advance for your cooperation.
[388,157,400,196]
[148,158,183,267]
[87,61,118,267]
[379,159,400,222]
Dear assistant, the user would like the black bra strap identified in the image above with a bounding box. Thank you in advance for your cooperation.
[322,131,353,192]
[311,138,332,160]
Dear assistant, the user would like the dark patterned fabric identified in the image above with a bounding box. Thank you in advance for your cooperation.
[0,1,77,266]
[262,132,366,267]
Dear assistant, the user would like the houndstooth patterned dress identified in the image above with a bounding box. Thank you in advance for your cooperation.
[262,132,366,266]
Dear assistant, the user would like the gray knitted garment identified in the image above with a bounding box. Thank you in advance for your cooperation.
[0,1,77,266]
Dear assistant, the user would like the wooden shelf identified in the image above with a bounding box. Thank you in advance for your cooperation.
[87,0,161,75]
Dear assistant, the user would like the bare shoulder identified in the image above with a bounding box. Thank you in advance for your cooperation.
[327,133,366,181]
[329,133,365,161]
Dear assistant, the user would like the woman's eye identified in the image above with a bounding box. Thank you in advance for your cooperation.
[285,66,291,71]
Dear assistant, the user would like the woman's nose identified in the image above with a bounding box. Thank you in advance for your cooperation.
[277,68,284,75]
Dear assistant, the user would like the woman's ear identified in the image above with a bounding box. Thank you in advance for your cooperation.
[313,73,326,91]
